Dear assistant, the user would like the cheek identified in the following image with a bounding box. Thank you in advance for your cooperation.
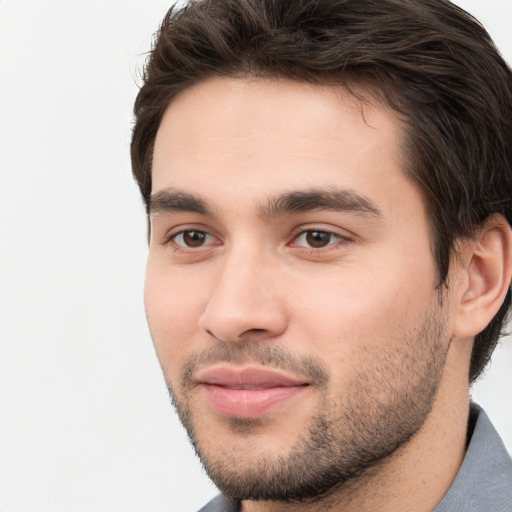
[287,256,436,366]
[144,258,208,372]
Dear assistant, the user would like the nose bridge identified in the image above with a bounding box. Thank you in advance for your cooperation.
[198,242,287,342]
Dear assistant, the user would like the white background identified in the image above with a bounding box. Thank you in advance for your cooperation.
[0,1,511,511]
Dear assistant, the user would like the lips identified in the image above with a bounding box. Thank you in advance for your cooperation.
[196,366,310,418]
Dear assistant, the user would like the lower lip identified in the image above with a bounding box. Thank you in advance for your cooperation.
[202,384,308,418]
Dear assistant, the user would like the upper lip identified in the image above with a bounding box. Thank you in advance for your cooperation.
[196,365,310,389]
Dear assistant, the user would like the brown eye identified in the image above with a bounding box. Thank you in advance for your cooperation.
[305,231,333,248]
[173,230,212,247]
[293,230,345,249]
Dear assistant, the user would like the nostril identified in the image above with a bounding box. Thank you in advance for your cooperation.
[198,293,289,343]
[237,328,270,341]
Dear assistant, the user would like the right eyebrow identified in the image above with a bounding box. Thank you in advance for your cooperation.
[148,189,213,216]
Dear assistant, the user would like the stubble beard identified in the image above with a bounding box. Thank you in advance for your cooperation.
[165,307,449,503]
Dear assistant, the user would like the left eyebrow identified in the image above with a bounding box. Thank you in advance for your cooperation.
[261,188,382,219]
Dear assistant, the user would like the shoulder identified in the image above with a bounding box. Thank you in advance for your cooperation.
[434,404,512,512]
[197,494,239,512]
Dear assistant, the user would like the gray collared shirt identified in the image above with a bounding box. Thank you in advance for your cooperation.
[198,404,512,512]
[433,404,512,511]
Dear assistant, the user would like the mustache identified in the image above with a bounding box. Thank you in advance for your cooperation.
[180,343,329,390]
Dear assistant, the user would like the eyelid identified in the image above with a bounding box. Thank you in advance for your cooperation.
[172,230,215,247]
[289,224,353,244]
[162,225,222,248]
[291,231,348,251]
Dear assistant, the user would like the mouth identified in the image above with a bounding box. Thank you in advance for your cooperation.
[196,366,311,418]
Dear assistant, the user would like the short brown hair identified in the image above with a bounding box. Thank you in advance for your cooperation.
[131,0,512,383]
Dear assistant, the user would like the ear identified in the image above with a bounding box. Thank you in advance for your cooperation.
[452,215,512,338]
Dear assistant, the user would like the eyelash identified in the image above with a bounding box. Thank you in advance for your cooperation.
[167,230,218,250]
[165,228,350,251]
[290,230,348,250]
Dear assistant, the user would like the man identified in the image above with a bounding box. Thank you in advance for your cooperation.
[130,0,512,510]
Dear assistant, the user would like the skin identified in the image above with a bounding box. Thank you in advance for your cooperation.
[145,77,481,511]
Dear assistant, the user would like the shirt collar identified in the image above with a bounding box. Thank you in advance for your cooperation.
[434,403,512,511]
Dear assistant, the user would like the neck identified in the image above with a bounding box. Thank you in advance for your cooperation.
[243,340,471,512]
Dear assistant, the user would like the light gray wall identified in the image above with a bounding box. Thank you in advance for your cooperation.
[0,1,511,511]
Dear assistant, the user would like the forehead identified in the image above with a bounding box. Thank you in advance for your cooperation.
[152,77,414,215]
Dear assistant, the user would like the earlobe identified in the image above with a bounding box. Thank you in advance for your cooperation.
[453,215,512,339]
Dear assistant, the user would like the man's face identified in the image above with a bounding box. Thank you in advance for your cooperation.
[145,78,452,501]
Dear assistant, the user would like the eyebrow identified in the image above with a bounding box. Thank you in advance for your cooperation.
[261,188,382,219]
[148,189,214,216]
[148,187,382,220]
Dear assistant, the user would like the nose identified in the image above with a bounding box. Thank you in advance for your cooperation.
[198,250,288,343]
